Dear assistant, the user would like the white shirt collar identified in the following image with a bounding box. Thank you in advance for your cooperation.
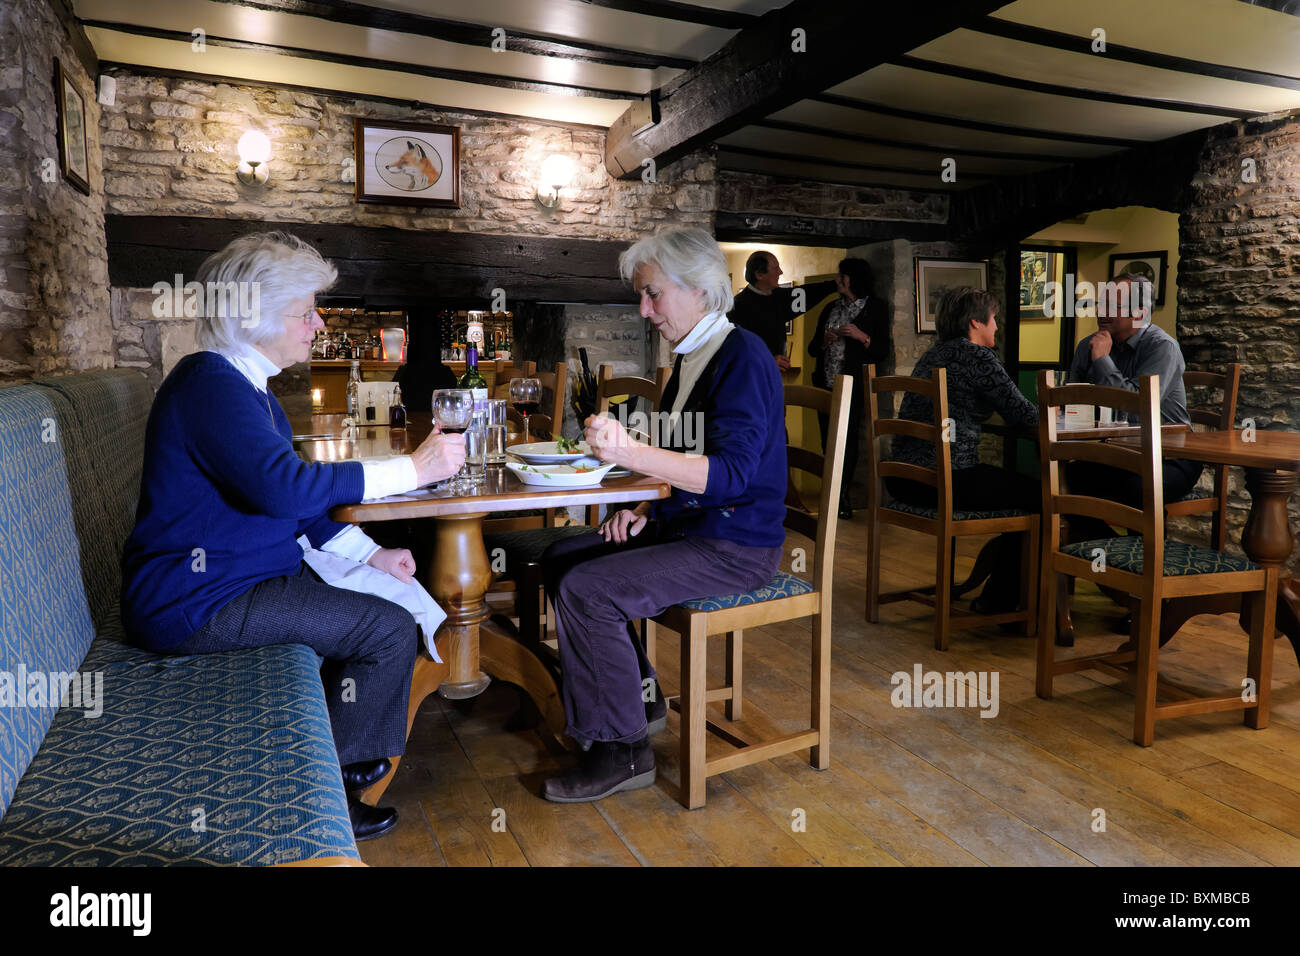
[213,343,282,393]
[673,311,732,355]
[746,283,771,296]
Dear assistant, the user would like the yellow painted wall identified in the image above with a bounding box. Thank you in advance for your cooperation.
[1018,206,1179,363]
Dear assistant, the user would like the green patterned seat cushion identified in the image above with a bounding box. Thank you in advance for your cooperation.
[678,571,814,612]
[1060,537,1258,576]
[0,632,359,866]
[32,370,152,632]
[0,385,98,815]
[884,500,1029,521]
[484,525,594,570]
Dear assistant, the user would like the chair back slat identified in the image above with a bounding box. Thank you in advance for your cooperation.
[784,509,819,541]
[878,461,938,487]
[873,419,938,441]
[1178,363,1239,549]
[782,376,851,600]
[864,364,953,520]
[1037,370,1164,585]
[787,446,824,479]
[597,365,672,414]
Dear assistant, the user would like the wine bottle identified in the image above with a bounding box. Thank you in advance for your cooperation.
[458,344,489,412]
[389,383,407,428]
[346,360,361,419]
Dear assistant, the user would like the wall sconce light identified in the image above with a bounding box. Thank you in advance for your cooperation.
[236,130,272,186]
[535,154,575,209]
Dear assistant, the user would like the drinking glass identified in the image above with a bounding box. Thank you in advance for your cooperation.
[432,388,474,489]
[485,398,507,464]
[510,377,543,444]
[463,410,487,485]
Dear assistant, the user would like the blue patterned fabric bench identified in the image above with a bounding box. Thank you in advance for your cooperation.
[0,370,359,865]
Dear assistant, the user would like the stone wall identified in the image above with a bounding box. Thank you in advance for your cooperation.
[718,170,947,226]
[0,0,110,382]
[561,305,652,438]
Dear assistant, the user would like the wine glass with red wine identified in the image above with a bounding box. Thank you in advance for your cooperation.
[510,377,543,444]
[432,388,474,489]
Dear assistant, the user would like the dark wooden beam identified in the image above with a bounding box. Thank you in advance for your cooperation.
[716,164,954,195]
[604,0,1009,178]
[892,55,1262,119]
[976,16,1300,91]
[718,143,1002,183]
[575,0,757,29]
[106,216,635,305]
[82,22,640,99]
[715,210,950,246]
[751,118,1085,163]
[809,92,1145,148]
[204,0,696,70]
[98,63,610,132]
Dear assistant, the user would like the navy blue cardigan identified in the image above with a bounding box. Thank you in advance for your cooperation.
[121,351,366,650]
[653,327,787,547]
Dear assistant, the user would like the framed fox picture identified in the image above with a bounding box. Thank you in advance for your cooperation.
[353,118,460,208]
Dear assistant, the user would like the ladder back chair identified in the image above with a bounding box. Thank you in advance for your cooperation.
[1035,371,1277,746]
[864,365,1040,650]
[650,374,851,809]
[494,360,568,440]
[585,364,672,525]
[1165,364,1241,550]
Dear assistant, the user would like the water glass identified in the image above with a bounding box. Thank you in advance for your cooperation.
[485,399,507,464]
[463,410,487,484]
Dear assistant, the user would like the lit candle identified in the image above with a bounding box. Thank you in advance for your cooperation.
[312,388,323,410]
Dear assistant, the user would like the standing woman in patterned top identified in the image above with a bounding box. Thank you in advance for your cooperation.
[808,258,890,519]
[886,287,1039,614]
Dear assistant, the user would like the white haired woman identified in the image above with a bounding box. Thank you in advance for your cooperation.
[540,227,788,803]
[120,232,465,841]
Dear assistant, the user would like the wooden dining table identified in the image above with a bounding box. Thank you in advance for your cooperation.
[1109,428,1300,656]
[292,412,670,802]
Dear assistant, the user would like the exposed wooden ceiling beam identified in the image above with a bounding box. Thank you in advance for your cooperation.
[202,0,697,70]
[809,93,1144,148]
[976,16,1300,91]
[603,0,1010,178]
[718,143,1001,183]
[83,21,641,99]
[715,210,949,245]
[751,117,1085,163]
[575,0,757,29]
[892,54,1263,119]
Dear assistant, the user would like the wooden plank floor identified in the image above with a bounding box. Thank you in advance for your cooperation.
[360,518,1300,866]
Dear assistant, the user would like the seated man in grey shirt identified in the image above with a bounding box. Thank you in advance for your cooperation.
[1066,273,1203,544]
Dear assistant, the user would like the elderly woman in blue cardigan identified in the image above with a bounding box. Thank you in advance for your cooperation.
[541,227,788,803]
[120,232,465,841]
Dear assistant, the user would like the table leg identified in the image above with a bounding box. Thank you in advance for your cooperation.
[479,618,570,746]
[427,512,493,699]
[1241,468,1300,660]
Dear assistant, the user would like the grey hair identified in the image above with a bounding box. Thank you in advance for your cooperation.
[192,231,337,351]
[618,227,734,316]
[1101,272,1155,322]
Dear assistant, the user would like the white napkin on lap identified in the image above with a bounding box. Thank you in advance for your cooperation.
[296,536,446,662]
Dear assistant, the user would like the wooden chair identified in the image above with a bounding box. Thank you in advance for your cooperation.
[1035,371,1277,746]
[584,364,672,525]
[1165,364,1240,550]
[864,365,1040,650]
[651,374,851,808]
[494,360,568,441]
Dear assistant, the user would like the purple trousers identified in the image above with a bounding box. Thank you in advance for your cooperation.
[543,525,782,746]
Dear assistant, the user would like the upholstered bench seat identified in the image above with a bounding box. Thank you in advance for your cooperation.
[0,625,357,866]
[484,524,593,570]
[1061,537,1258,576]
[678,571,813,612]
[884,500,1030,521]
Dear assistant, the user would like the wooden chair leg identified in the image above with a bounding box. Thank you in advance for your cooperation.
[1036,569,1058,699]
[811,606,831,770]
[645,619,657,671]
[1245,572,1277,730]
[724,630,743,721]
[1133,593,1160,747]
[935,530,953,650]
[679,615,708,809]
[1022,518,1039,638]
[866,510,882,623]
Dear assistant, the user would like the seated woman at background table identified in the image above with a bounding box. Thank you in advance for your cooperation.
[886,286,1039,614]
[540,227,788,804]
[120,231,465,842]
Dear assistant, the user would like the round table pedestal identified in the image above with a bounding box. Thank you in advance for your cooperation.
[426,512,493,699]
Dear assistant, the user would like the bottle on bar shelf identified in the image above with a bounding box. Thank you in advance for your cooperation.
[458,343,489,412]
[389,383,407,428]
[346,360,361,419]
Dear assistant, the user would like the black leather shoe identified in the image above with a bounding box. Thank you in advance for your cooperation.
[970,593,1017,616]
[646,681,667,736]
[341,758,391,792]
[348,797,398,841]
[542,739,655,803]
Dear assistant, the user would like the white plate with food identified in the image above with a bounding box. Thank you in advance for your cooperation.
[506,460,616,487]
[508,438,591,464]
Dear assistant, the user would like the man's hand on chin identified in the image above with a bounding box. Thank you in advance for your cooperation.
[1090,330,1113,361]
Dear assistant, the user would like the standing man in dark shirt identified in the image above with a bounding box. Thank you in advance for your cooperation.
[729,251,793,371]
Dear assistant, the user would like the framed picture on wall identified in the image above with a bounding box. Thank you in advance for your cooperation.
[54,58,90,195]
[1108,250,1168,306]
[1019,248,1067,321]
[353,118,460,208]
[914,258,989,333]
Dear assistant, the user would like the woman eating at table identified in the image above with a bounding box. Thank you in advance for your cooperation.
[120,231,465,841]
[540,227,788,803]
[885,286,1039,616]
